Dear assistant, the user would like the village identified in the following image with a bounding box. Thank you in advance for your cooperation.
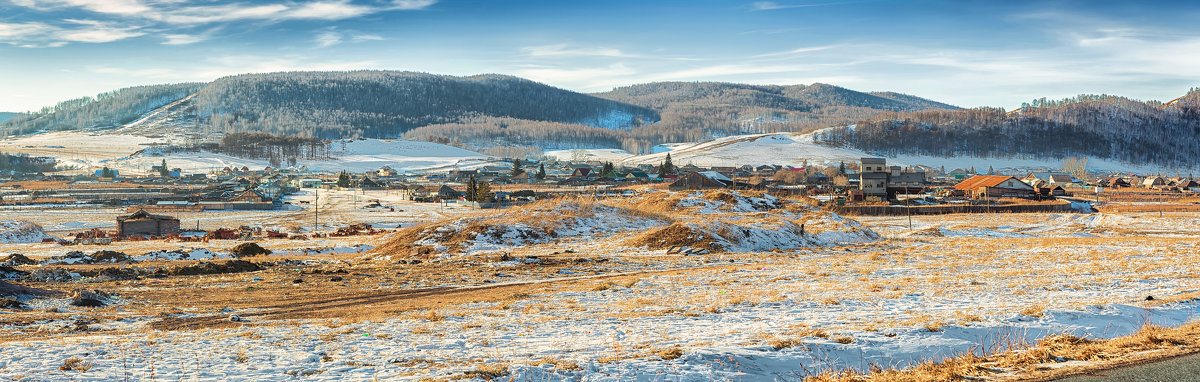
[4,151,1198,243]
[5,151,1200,381]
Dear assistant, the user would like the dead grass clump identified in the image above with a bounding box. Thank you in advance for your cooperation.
[652,346,684,360]
[833,336,854,344]
[1020,304,1046,318]
[408,310,445,322]
[457,363,508,380]
[769,338,805,350]
[59,357,91,372]
[532,357,581,371]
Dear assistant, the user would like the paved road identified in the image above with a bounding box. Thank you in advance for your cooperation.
[1054,353,1200,382]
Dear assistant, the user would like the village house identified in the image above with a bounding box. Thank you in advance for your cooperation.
[953,175,1035,198]
[437,185,462,200]
[1142,176,1168,189]
[377,166,398,177]
[668,171,732,191]
[859,158,889,199]
[229,189,271,203]
[116,210,181,237]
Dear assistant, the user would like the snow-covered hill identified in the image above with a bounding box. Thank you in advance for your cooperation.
[618,128,1191,174]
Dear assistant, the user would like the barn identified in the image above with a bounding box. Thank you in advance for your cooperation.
[117,210,181,237]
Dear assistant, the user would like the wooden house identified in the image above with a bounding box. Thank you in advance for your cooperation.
[117,210,180,237]
[953,175,1035,198]
[668,171,731,190]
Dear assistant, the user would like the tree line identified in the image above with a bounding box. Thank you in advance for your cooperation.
[815,91,1200,167]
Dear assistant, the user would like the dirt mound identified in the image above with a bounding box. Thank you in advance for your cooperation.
[91,250,133,264]
[1,265,29,280]
[163,260,264,276]
[626,222,726,251]
[0,221,56,244]
[230,243,272,258]
[1,254,37,266]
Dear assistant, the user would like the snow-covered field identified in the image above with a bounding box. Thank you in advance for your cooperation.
[4,190,1200,380]
[0,131,492,175]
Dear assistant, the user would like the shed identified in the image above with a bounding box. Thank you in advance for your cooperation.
[117,210,181,237]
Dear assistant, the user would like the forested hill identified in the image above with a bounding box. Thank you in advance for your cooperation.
[1,83,204,135]
[0,71,659,138]
[815,90,1200,168]
[0,112,18,123]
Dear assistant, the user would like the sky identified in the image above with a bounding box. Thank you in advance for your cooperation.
[1,0,1199,112]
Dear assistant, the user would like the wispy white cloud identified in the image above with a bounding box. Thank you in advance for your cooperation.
[4,0,437,47]
[749,1,841,11]
[313,28,384,48]
[750,45,838,58]
[0,19,144,46]
[521,43,632,58]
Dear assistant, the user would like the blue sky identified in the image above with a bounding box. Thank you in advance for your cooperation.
[2,0,1198,112]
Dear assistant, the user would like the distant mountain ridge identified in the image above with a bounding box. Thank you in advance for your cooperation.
[0,72,960,155]
[593,81,959,114]
[0,112,18,124]
[0,71,659,139]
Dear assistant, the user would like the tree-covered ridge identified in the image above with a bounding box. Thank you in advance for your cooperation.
[192,71,658,138]
[587,81,960,144]
[815,91,1200,167]
[594,81,959,112]
[0,83,203,135]
[0,71,660,139]
[0,112,18,124]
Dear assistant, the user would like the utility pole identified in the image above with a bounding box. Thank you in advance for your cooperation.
[313,188,319,234]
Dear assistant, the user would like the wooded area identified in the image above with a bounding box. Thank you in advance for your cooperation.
[815,91,1200,167]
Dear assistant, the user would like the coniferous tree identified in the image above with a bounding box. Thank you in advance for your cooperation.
[101,167,113,178]
[465,175,479,202]
[337,171,351,188]
[601,162,615,177]
[838,161,846,175]
[159,159,169,177]
[475,181,493,203]
[511,158,524,176]
[535,163,546,180]
[658,153,676,175]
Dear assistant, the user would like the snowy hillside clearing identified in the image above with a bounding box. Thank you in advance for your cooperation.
[618,128,1196,173]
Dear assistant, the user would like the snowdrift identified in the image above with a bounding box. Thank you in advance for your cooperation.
[0,221,56,244]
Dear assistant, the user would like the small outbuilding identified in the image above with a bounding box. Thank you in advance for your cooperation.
[117,210,181,237]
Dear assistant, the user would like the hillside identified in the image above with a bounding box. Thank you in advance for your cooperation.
[0,71,659,139]
[815,90,1200,168]
[0,112,17,124]
[593,81,959,135]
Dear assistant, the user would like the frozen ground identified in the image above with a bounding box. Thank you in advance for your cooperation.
[3,206,1200,380]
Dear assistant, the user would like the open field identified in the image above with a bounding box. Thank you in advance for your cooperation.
[3,191,1200,381]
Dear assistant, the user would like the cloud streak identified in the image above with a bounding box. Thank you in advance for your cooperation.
[3,0,437,47]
